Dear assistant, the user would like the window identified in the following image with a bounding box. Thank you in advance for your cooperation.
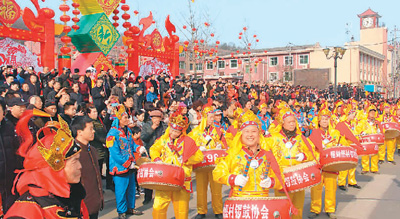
[196,63,203,71]
[269,72,278,81]
[230,60,238,69]
[206,61,213,70]
[190,63,193,71]
[179,51,185,57]
[245,65,250,73]
[179,61,185,69]
[284,72,293,82]
[284,56,293,66]
[299,55,309,65]
[270,57,278,66]
[218,60,225,69]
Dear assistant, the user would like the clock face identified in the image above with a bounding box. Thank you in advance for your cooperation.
[363,17,374,28]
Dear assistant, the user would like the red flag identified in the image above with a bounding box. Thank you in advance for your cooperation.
[180,136,200,163]
[308,129,324,153]
[335,122,363,151]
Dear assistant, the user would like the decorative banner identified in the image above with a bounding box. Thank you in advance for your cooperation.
[0,0,21,27]
[150,29,163,50]
[97,0,121,16]
[0,38,43,72]
[71,52,118,79]
[70,13,120,56]
[73,0,121,16]
[139,58,171,77]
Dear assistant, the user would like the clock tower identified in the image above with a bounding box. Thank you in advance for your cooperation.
[358,8,381,29]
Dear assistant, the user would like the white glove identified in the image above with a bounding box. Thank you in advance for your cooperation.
[138,146,147,154]
[260,177,273,188]
[177,156,183,164]
[199,146,207,151]
[265,130,270,136]
[215,143,222,149]
[234,175,249,187]
[129,162,136,169]
[295,153,305,162]
[204,135,212,142]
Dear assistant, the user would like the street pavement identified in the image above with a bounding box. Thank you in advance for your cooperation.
[99,152,400,219]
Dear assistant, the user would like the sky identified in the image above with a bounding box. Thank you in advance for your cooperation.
[17,0,400,49]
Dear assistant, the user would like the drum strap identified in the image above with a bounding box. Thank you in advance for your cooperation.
[301,135,319,165]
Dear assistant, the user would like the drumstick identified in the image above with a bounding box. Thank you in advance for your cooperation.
[239,156,252,191]
[263,161,271,190]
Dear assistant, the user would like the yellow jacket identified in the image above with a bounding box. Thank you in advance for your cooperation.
[378,113,396,123]
[213,147,283,197]
[268,131,315,168]
[188,125,227,149]
[150,130,204,192]
[355,119,381,136]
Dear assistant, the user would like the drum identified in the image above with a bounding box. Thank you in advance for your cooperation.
[382,122,400,139]
[351,142,379,156]
[283,161,321,193]
[320,146,358,172]
[135,157,151,166]
[137,162,184,191]
[223,196,291,219]
[193,149,227,172]
[360,133,385,145]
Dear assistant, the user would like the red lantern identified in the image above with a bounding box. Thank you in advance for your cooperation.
[216,41,220,45]
[243,52,246,55]
[113,16,119,21]
[194,40,198,44]
[247,51,251,54]
[61,36,71,44]
[126,39,135,46]
[60,47,71,54]
[239,36,242,40]
[134,10,139,15]
[248,43,251,46]
[192,28,196,32]
[236,50,240,54]
[113,9,119,15]
[123,22,132,29]
[200,39,204,43]
[210,33,214,37]
[253,35,257,38]
[63,26,72,33]
[238,60,242,64]
[72,10,80,16]
[256,39,259,42]
[122,13,130,20]
[124,30,133,37]
[59,4,70,12]
[60,15,71,22]
[72,25,80,31]
[71,2,80,8]
[113,23,119,28]
[243,27,247,31]
[130,26,140,35]
[239,32,243,35]
[183,41,189,46]
[72,17,80,23]
[264,50,268,53]
[126,48,135,54]
[183,25,187,29]
[184,47,188,51]
[231,53,234,57]
[121,4,130,11]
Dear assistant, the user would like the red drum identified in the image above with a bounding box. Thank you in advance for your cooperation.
[283,161,321,193]
[193,149,227,172]
[382,122,400,139]
[137,162,184,191]
[320,146,358,172]
[351,142,379,156]
[223,196,291,219]
[360,133,385,145]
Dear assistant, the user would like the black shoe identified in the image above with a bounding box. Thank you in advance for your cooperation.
[378,160,384,164]
[195,214,206,219]
[308,212,319,218]
[327,212,337,219]
[388,161,396,165]
[361,171,368,175]
[371,171,380,174]
[142,199,152,205]
[215,214,223,219]
[398,149,400,155]
[126,208,143,215]
[349,184,361,189]
[118,213,126,219]
[338,185,347,191]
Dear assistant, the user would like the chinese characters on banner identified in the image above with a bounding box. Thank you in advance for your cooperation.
[0,38,43,72]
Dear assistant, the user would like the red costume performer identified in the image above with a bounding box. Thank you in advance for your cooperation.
[5,110,89,219]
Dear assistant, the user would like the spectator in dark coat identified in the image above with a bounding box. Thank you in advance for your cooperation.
[91,78,106,112]
[70,82,83,104]
[133,89,144,113]
[174,80,184,100]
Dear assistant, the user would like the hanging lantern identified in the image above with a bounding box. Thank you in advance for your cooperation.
[247,51,251,54]
[239,32,243,36]
[183,41,189,47]
[248,43,251,46]
[216,41,220,45]
[253,35,257,38]
[239,36,242,40]
[134,10,139,16]
[192,27,196,32]
[59,0,71,54]
[256,39,259,43]
[194,40,198,44]
[210,33,214,37]
[231,53,234,57]
[236,50,240,54]
[264,50,268,53]
[183,25,187,29]
[71,2,80,31]
[200,39,204,43]
[243,27,247,31]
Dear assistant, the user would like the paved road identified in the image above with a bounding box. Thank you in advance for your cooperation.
[99,153,400,219]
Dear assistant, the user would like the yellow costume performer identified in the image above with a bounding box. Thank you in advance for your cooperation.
[393,103,400,155]
[150,110,204,219]
[308,105,349,219]
[267,108,315,219]
[213,111,298,216]
[356,105,382,174]
[189,105,227,219]
[378,103,397,164]
[338,105,362,190]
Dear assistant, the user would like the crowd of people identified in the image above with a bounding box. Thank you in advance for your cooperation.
[0,64,398,219]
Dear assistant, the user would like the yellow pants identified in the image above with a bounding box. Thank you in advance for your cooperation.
[196,171,223,214]
[310,172,337,214]
[397,137,400,149]
[361,154,379,172]
[275,190,305,219]
[338,168,357,186]
[152,189,190,219]
[379,138,396,161]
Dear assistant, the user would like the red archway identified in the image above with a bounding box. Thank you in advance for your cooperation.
[124,12,179,78]
[0,0,55,69]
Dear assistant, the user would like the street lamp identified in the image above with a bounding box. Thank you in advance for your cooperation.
[323,46,346,95]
